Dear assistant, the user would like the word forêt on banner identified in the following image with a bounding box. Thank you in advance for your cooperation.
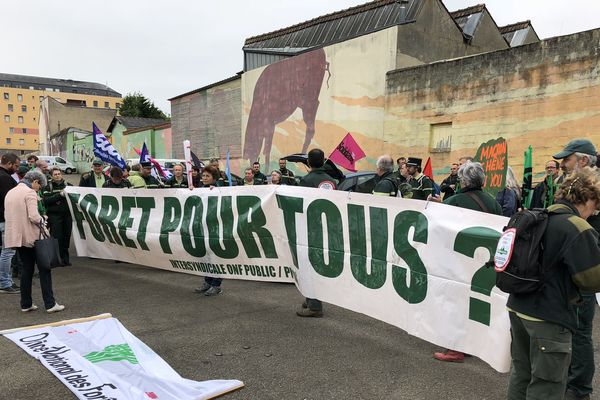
[473,137,508,197]
[65,186,511,372]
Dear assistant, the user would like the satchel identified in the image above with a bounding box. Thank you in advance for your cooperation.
[34,223,63,270]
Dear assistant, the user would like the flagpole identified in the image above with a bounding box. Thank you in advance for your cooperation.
[0,313,112,335]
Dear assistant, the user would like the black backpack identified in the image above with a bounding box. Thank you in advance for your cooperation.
[493,209,549,294]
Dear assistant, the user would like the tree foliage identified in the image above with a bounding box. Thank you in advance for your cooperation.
[119,92,168,119]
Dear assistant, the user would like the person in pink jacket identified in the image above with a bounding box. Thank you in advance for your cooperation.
[4,170,64,313]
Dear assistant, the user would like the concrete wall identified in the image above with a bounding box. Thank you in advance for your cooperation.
[170,77,241,165]
[384,28,600,181]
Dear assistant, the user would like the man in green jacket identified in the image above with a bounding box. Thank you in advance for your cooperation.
[406,157,433,200]
[296,149,337,318]
[127,164,146,189]
[372,155,398,197]
[165,164,188,188]
[139,162,162,189]
[42,167,73,265]
[553,138,599,400]
[506,168,600,400]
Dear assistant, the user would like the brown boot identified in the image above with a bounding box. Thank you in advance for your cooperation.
[296,308,323,318]
[433,349,464,362]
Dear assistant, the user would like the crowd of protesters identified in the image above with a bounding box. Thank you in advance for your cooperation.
[2,138,600,400]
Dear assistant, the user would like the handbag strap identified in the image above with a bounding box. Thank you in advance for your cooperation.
[465,191,490,213]
[38,221,49,240]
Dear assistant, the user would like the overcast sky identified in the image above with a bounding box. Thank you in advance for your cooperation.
[2,1,599,114]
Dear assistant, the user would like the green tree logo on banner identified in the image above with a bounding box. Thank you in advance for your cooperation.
[84,344,139,365]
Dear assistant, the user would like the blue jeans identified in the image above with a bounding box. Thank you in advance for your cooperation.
[0,222,15,289]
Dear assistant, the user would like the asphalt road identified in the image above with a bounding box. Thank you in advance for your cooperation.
[1,255,599,400]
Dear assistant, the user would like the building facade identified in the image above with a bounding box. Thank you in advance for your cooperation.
[0,73,121,154]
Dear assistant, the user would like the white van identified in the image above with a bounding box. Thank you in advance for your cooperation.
[126,158,186,171]
[38,156,77,174]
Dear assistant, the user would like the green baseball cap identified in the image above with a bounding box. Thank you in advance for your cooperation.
[92,159,103,165]
[553,139,597,159]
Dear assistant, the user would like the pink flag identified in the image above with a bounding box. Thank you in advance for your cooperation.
[328,133,366,172]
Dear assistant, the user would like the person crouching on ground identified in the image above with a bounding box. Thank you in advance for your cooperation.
[5,170,65,313]
[194,165,223,296]
[507,167,600,400]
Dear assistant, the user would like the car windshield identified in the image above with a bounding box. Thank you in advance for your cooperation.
[56,157,65,163]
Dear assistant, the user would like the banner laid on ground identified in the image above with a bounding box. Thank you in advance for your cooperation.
[65,186,511,372]
[3,316,243,400]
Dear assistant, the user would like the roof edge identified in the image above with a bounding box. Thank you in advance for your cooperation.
[244,0,403,46]
[498,20,532,34]
[169,74,241,101]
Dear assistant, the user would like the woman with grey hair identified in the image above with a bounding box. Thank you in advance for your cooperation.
[4,170,65,313]
[431,161,502,362]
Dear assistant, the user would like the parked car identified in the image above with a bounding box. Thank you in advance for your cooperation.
[38,156,77,174]
[282,153,376,192]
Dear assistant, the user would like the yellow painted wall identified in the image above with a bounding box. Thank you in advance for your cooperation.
[0,86,120,153]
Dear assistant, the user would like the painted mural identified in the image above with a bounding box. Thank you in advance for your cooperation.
[242,27,398,172]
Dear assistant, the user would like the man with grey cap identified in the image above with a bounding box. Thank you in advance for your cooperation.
[79,159,107,188]
[553,138,598,400]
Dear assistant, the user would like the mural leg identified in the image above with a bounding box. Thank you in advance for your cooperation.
[301,102,319,153]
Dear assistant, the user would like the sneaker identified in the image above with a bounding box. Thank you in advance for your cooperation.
[11,283,19,289]
[21,304,38,312]
[433,350,464,362]
[0,286,20,294]
[194,283,211,293]
[204,286,222,296]
[46,303,65,313]
[296,308,323,318]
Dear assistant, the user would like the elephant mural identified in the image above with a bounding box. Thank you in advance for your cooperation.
[243,48,330,170]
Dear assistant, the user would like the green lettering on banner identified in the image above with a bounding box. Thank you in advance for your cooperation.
[454,227,500,326]
[276,195,304,267]
[136,197,155,251]
[392,211,428,304]
[206,196,238,259]
[307,199,344,278]
[67,193,86,239]
[97,196,122,245]
[80,194,105,242]
[118,197,137,249]
[236,196,277,259]
[348,205,388,289]
[159,197,182,254]
[181,196,206,257]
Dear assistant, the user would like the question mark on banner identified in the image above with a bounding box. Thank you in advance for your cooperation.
[454,227,501,326]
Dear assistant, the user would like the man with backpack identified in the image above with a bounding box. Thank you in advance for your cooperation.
[552,139,599,400]
[372,155,398,197]
[502,168,600,400]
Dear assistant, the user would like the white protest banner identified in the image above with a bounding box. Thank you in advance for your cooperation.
[3,316,243,400]
[65,185,511,372]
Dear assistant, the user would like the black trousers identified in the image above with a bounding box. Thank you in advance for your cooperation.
[47,213,72,264]
[18,247,56,310]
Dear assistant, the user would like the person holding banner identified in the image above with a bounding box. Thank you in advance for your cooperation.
[372,155,398,197]
[5,170,64,313]
[127,164,147,189]
[166,164,188,188]
[270,170,282,185]
[406,157,433,200]
[553,139,598,400]
[139,162,162,189]
[42,168,73,266]
[278,158,296,185]
[103,167,132,189]
[297,148,337,318]
[194,166,223,296]
[79,159,107,188]
[507,168,600,400]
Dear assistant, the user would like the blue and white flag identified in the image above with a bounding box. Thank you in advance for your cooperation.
[93,123,126,169]
[225,149,233,187]
[139,142,152,164]
[138,143,173,180]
